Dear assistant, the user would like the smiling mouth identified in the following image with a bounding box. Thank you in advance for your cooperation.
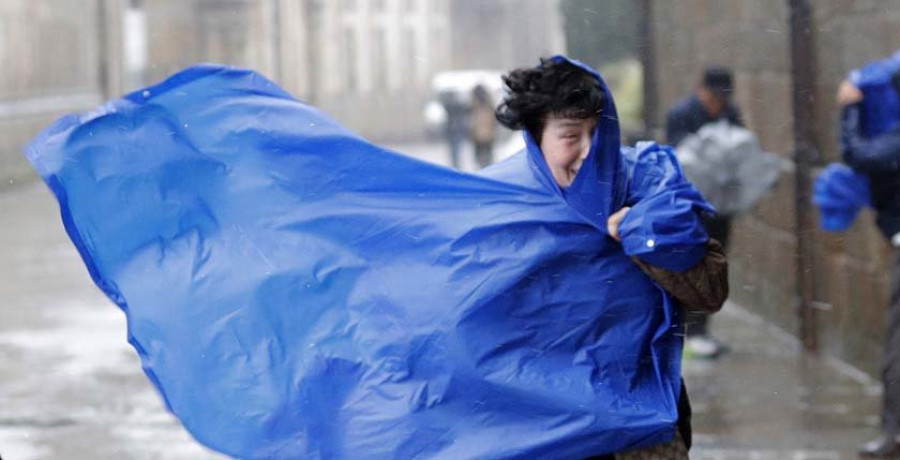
[569,164,582,180]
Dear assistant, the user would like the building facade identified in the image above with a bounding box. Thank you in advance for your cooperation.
[0,0,114,186]
[449,0,566,71]
[1,0,565,180]
[306,0,452,141]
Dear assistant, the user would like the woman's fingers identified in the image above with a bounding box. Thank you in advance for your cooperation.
[607,206,631,242]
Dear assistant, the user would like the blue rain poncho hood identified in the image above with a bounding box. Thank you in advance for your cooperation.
[497,57,713,270]
[25,56,711,458]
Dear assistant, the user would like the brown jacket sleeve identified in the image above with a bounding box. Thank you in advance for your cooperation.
[631,239,729,313]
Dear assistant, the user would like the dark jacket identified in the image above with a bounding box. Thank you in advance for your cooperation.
[841,104,900,239]
[632,238,729,315]
[666,94,743,146]
[439,93,470,141]
[633,238,728,451]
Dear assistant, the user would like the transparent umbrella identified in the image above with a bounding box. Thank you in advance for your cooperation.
[675,120,785,216]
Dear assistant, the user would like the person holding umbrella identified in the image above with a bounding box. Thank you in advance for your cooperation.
[665,67,744,359]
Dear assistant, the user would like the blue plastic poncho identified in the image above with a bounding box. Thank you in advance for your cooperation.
[813,163,871,232]
[25,56,711,459]
[848,50,900,138]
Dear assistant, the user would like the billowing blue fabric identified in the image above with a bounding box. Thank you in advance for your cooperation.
[814,163,871,232]
[618,142,714,271]
[25,57,709,459]
[848,50,900,138]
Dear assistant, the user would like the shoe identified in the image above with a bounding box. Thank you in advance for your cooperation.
[685,335,724,359]
[859,435,900,459]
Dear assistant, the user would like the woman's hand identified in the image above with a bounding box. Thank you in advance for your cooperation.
[607,207,631,242]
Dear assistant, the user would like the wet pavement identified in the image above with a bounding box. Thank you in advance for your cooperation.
[0,141,884,459]
[0,180,225,459]
[686,306,882,459]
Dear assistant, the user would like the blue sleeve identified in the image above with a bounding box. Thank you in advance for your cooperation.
[841,104,900,174]
[617,143,715,272]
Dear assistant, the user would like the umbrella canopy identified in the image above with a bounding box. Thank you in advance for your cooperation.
[676,120,784,216]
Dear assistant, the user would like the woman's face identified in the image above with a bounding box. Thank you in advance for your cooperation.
[539,116,597,187]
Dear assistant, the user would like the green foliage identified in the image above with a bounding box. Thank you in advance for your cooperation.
[600,58,643,135]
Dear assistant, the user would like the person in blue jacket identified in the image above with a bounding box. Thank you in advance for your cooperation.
[496,57,728,459]
[838,73,900,459]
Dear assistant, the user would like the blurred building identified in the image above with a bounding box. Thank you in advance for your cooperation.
[0,0,111,186]
[130,0,452,141]
[449,0,566,71]
[1,0,566,186]
[307,0,453,141]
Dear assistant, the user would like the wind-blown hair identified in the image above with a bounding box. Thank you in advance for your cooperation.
[496,58,605,142]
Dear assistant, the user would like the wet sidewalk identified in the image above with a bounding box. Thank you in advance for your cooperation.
[0,182,226,459]
[686,305,882,459]
[0,148,884,458]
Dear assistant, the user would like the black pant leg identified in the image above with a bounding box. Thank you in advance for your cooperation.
[884,248,900,436]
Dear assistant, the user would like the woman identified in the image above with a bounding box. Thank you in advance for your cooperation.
[26,56,724,458]
[493,58,728,458]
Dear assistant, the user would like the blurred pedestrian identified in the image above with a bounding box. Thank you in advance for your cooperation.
[666,67,743,359]
[469,84,498,168]
[438,89,469,169]
[838,70,900,460]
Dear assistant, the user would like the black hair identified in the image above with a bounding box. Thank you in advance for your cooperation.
[495,58,604,142]
[702,67,735,99]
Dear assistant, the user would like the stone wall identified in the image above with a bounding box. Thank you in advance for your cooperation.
[648,0,900,375]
